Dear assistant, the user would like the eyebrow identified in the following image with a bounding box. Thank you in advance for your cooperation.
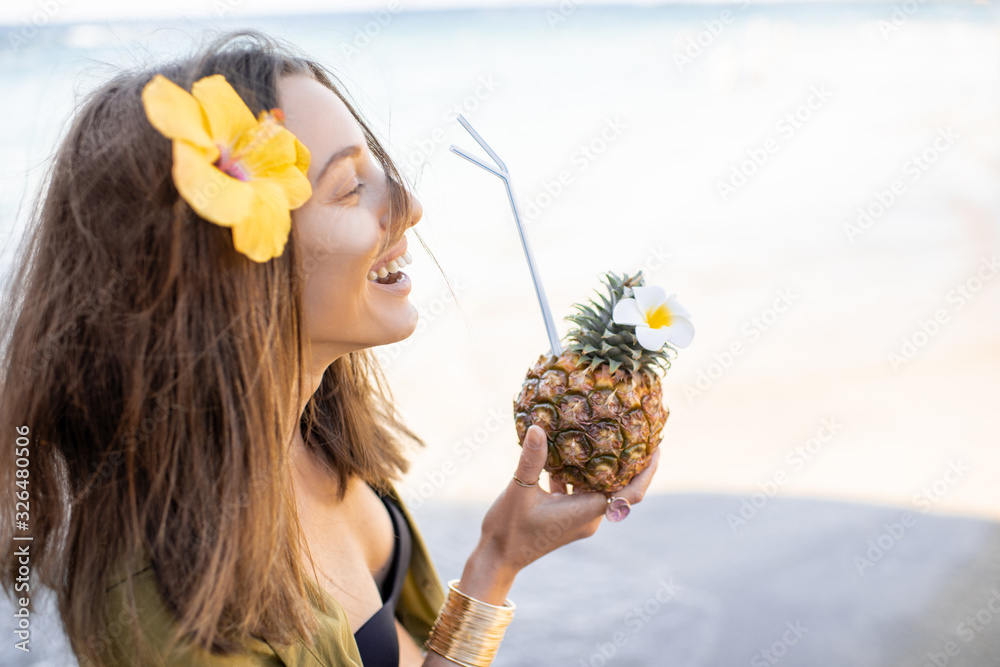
[316,144,363,182]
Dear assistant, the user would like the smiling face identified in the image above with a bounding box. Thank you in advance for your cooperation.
[278,74,422,368]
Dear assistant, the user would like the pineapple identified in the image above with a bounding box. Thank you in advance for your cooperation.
[513,272,678,493]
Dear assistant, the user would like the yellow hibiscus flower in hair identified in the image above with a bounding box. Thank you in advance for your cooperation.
[141,73,312,262]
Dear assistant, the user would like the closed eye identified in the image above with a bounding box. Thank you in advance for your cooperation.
[334,182,364,202]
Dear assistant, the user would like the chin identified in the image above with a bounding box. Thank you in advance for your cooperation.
[370,303,419,349]
[393,304,420,342]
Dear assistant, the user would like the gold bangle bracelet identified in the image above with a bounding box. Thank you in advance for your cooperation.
[426,579,515,667]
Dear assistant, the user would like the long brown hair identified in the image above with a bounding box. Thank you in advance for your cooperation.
[0,29,422,666]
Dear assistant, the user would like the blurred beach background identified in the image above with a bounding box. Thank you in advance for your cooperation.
[2,1,999,665]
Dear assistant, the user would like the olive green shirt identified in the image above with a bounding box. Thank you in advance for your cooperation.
[96,486,445,666]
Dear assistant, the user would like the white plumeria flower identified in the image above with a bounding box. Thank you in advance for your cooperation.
[612,285,694,351]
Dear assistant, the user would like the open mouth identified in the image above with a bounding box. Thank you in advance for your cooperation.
[374,270,405,285]
[368,249,412,285]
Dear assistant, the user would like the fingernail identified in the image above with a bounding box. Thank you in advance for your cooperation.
[526,426,542,449]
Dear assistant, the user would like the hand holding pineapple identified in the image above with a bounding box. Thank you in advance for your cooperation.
[455,422,661,606]
[454,272,692,607]
[514,272,693,494]
[443,122,693,650]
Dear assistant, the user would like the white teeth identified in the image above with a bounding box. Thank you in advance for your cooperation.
[369,249,413,282]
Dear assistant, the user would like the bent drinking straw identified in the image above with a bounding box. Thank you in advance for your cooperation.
[449,114,563,357]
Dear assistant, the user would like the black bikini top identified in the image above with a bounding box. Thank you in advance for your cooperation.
[353,492,412,667]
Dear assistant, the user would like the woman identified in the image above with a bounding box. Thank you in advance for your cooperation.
[0,30,657,666]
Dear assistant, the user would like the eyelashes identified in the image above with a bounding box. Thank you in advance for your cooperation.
[327,181,363,203]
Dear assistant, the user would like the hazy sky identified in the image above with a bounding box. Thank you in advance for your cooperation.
[0,0,876,26]
[0,0,681,26]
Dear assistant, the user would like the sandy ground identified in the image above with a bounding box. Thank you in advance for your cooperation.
[413,494,1000,667]
[5,493,999,666]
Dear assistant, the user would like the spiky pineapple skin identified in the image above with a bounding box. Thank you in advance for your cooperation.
[513,352,668,493]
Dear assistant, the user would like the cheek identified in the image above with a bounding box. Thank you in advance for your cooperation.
[294,206,380,327]
[296,206,379,268]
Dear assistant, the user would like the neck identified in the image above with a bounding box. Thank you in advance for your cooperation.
[288,427,347,507]
[287,347,345,506]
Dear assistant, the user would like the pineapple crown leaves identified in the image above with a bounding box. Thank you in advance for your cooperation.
[563,271,676,377]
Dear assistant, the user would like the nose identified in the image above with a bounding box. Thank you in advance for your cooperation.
[406,189,423,229]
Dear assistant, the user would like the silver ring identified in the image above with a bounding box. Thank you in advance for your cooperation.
[512,475,538,488]
[605,496,631,522]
